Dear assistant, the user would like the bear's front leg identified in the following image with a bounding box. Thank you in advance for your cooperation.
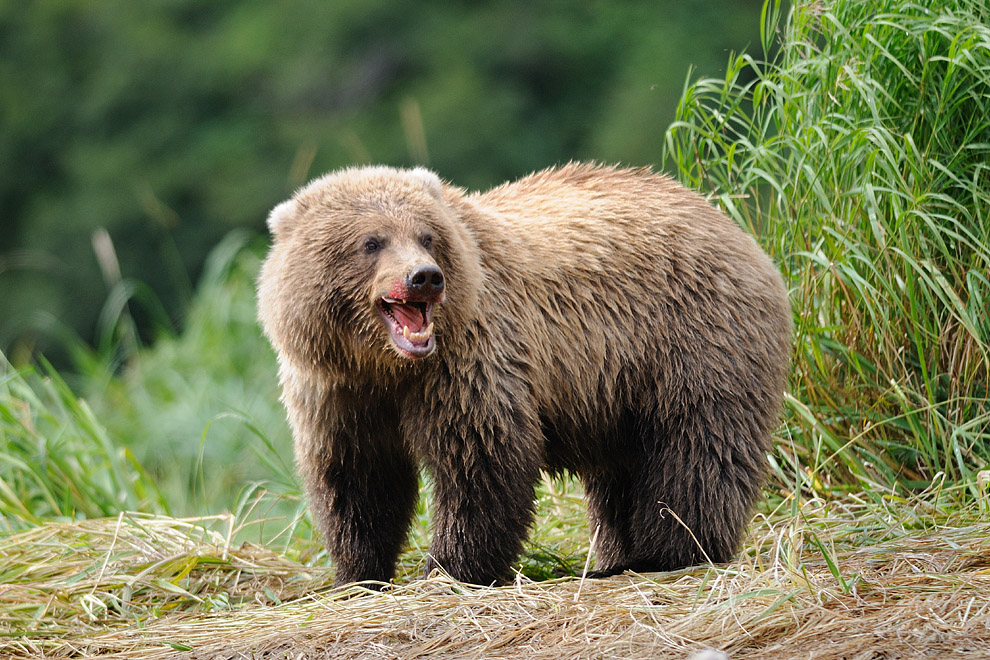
[421,418,542,586]
[289,383,419,588]
[302,443,419,587]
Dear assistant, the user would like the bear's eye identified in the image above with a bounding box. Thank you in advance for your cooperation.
[421,235,433,249]
[363,238,381,254]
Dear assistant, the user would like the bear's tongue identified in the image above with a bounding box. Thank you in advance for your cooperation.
[390,302,427,333]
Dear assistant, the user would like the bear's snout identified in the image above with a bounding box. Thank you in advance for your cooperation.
[376,262,444,359]
[407,264,445,298]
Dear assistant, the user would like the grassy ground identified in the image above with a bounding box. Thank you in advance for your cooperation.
[1,0,989,657]
[3,492,990,658]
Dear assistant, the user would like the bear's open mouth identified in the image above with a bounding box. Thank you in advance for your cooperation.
[377,297,436,358]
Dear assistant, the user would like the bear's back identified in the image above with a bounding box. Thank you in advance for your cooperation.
[452,163,790,439]
[466,164,764,291]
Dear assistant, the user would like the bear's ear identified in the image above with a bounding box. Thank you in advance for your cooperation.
[408,167,445,201]
[266,199,298,238]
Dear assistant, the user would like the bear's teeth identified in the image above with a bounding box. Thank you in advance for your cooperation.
[402,322,435,342]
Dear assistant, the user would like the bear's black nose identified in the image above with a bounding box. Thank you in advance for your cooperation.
[408,264,445,295]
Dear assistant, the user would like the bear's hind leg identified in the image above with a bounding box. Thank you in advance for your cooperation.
[582,468,641,577]
[625,402,768,572]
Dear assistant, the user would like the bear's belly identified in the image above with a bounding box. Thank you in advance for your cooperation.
[539,410,642,475]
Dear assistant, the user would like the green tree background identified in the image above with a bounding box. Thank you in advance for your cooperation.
[0,0,764,362]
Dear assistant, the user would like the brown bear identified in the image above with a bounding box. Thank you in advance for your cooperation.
[257,163,791,587]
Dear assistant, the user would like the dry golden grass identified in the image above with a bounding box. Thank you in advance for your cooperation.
[3,492,989,660]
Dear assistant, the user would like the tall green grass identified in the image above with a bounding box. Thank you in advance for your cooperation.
[0,356,165,530]
[666,0,990,496]
[2,234,319,549]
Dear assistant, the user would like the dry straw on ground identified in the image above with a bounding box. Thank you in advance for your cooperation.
[2,497,990,660]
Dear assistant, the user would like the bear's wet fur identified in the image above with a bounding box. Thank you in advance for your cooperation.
[257,163,792,586]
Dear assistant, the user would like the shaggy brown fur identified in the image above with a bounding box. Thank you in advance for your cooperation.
[257,163,792,587]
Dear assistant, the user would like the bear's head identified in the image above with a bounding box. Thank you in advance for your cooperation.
[258,167,480,378]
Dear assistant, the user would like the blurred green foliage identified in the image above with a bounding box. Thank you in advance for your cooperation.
[0,0,763,361]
